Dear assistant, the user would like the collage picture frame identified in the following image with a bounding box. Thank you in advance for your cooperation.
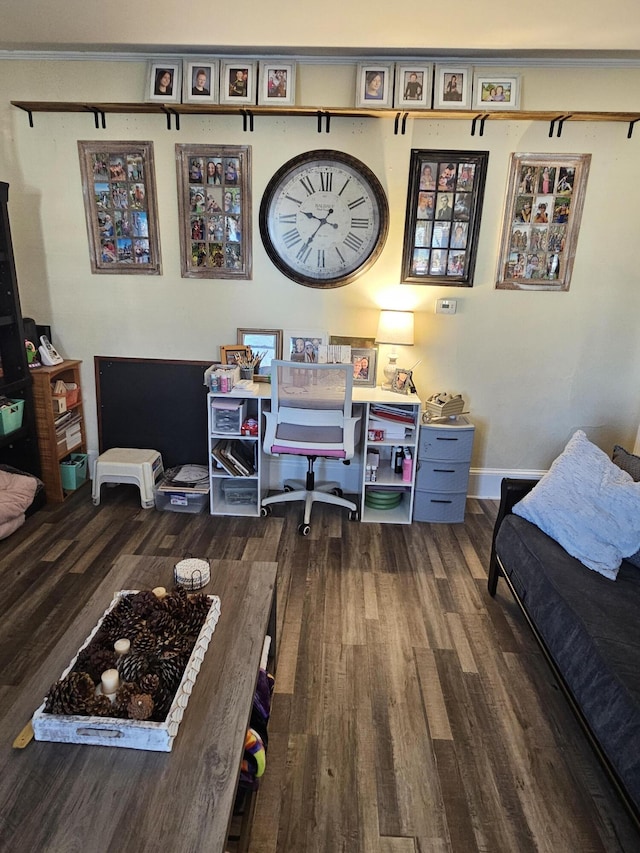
[495,152,591,291]
[77,140,162,274]
[401,148,489,286]
[175,143,252,279]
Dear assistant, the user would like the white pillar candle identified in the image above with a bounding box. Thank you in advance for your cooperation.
[101,669,120,696]
[114,638,131,657]
[152,586,167,599]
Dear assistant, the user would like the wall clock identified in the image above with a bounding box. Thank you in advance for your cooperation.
[259,149,389,288]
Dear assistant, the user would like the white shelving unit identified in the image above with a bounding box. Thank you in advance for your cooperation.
[360,399,421,524]
[208,392,263,517]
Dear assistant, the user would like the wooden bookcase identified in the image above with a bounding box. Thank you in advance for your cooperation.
[31,360,87,503]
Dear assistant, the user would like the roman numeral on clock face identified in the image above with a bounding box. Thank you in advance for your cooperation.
[343,232,364,252]
[282,228,302,248]
[351,217,369,229]
[299,176,315,195]
[317,249,325,268]
[279,213,297,224]
[296,243,312,264]
[347,196,366,210]
[320,172,333,192]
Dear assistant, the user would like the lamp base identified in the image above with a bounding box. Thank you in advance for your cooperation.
[381,355,398,391]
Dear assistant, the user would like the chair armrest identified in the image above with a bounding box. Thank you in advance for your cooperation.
[487,477,539,596]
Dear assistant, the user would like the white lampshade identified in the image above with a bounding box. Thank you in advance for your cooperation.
[375,310,415,346]
[375,310,415,390]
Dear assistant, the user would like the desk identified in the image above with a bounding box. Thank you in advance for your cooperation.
[208,385,422,524]
[0,554,277,853]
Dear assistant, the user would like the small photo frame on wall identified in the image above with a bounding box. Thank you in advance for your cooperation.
[219,60,257,105]
[495,152,591,291]
[472,73,521,110]
[433,65,472,110]
[258,61,297,106]
[355,63,394,109]
[147,61,182,103]
[394,63,432,110]
[77,140,162,275]
[182,58,219,104]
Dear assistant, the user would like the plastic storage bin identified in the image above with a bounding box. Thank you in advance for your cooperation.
[0,399,24,436]
[155,488,208,514]
[60,452,88,490]
[221,479,258,505]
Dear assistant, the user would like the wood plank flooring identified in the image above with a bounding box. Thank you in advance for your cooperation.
[1,484,639,852]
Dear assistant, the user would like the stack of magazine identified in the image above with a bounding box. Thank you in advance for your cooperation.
[211,439,256,477]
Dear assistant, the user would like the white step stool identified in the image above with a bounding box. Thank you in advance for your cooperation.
[92,448,163,509]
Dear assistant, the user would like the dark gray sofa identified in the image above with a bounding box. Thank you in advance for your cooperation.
[488,478,640,828]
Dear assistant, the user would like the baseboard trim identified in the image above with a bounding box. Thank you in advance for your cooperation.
[468,468,545,500]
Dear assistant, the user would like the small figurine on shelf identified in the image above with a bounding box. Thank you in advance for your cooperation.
[25,339,41,368]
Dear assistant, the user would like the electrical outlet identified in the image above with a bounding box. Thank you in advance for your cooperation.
[435,298,457,314]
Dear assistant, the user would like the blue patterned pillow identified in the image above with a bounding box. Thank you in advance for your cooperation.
[514,430,640,580]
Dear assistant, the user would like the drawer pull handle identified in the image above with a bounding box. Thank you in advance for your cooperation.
[433,468,455,473]
[435,437,458,441]
[431,499,453,504]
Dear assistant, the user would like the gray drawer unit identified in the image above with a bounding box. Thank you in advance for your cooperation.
[414,415,474,523]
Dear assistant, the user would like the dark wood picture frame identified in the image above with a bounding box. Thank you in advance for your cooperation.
[495,152,591,291]
[78,141,162,275]
[175,144,252,280]
[401,148,489,287]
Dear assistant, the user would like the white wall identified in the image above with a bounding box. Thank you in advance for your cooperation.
[2,57,640,489]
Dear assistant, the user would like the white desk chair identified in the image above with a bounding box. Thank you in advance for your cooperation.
[261,361,361,535]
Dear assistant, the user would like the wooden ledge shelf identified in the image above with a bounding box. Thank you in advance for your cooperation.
[11,101,640,137]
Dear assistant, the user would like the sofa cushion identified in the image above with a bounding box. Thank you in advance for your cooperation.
[513,430,640,579]
[496,514,640,811]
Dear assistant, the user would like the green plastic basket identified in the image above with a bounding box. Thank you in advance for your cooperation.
[0,399,25,436]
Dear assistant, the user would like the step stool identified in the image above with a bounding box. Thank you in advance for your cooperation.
[92,448,164,508]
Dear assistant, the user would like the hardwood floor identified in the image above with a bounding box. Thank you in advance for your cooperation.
[1,484,639,852]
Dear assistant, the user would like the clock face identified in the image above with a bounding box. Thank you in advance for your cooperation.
[259,150,389,288]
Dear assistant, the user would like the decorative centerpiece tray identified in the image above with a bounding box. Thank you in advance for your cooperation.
[31,588,221,752]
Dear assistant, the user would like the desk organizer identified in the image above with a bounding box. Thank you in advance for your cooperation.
[32,588,221,751]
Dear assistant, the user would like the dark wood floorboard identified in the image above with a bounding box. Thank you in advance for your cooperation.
[0,484,639,852]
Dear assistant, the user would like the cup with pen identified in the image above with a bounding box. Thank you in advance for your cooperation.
[235,349,265,380]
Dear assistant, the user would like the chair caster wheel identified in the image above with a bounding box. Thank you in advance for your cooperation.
[261,506,272,517]
[284,485,294,493]
[298,523,311,536]
[331,487,343,497]
[348,509,360,522]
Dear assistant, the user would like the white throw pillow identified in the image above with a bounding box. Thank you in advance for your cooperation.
[513,430,640,580]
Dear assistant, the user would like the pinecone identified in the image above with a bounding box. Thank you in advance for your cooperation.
[116,612,147,641]
[151,682,174,721]
[91,694,115,717]
[131,629,158,654]
[189,593,212,618]
[179,607,207,637]
[73,648,117,684]
[44,672,95,715]
[130,590,162,617]
[113,681,139,717]
[139,673,160,695]
[156,654,186,691]
[118,651,152,684]
[146,608,176,636]
[127,693,154,721]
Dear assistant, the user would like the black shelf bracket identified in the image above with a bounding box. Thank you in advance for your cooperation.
[627,118,640,139]
[316,111,331,133]
[393,112,409,135]
[471,114,489,137]
[160,107,179,131]
[240,109,254,132]
[90,108,106,130]
[549,114,571,137]
[26,109,34,128]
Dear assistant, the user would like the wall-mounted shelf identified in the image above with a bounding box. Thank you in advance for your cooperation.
[11,101,640,137]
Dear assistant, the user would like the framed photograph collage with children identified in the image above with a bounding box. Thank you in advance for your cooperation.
[400,148,489,286]
[175,144,252,279]
[495,153,591,291]
[77,141,162,274]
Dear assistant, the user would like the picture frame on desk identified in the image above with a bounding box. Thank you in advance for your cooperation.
[236,328,282,380]
[220,345,250,365]
[391,367,413,395]
[326,336,378,388]
[283,330,328,363]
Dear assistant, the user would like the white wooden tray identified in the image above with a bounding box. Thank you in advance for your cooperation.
[32,590,221,752]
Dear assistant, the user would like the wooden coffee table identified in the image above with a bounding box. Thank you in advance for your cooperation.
[0,554,277,852]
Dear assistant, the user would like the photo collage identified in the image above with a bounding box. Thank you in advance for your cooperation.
[410,159,476,279]
[504,162,575,281]
[92,152,151,265]
[187,155,242,271]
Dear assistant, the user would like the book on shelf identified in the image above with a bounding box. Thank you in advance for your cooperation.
[211,440,256,477]
[369,404,415,425]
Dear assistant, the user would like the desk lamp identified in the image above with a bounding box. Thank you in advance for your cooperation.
[375,309,414,390]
